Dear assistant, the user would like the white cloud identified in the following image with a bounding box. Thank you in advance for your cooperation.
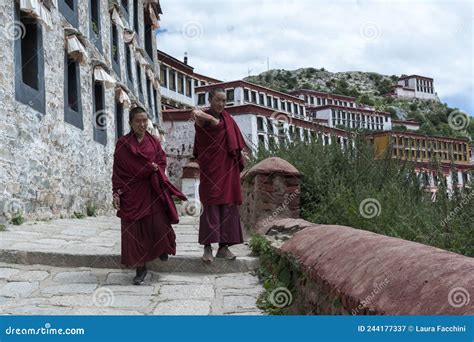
[157,0,473,114]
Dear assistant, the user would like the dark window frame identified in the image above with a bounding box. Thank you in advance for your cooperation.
[115,101,124,140]
[14,5,46,114]
[64,52,83,129]
[136,62,144,103]
[133,0,140,36]
[89,0,103,53]
[58,0,79,28]
[93,81,107,146]
[120,0,130,23]
[111,22,121,79]
[125,42,134,91]
[146,77,153,113]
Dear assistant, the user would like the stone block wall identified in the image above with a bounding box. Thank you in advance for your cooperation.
[0,0,161,223]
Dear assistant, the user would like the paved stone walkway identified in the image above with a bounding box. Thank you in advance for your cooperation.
[0,215,265,315]
[0,262,264,315]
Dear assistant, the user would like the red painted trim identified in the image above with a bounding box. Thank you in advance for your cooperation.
[399,74,434,81]
[193,72,222,84]
[157,50,194,75]
[307,104,391,116]
[290,89,356,102]
[195,80,306,104]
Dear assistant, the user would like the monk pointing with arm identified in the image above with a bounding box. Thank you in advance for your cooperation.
[192,88,249,263]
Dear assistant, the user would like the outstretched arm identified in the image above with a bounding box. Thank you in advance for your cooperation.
[191,109,219,127]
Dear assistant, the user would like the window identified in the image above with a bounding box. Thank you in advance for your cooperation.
[133,0,139,36]
[111,22,120,78]
[259,93,264,105]
[14,6,45,114]
[153,88,159,121]
[58,0,79,28]
[266,95,271,107]
[244,89,249,102]
[64,53,83,129]
[267,118,274,134]
[160,65,167,87]
[294,104,298,115]
[226,89,234,102]
[197,93,205,105]
[177,73,184,94]
[257,117,264,132]
[281,101,286,111]
[146,77,153,112]
[144,21,154,61]
[89,0,102,53]
[136,62,144,102]
[169,70,176,91]
[93,82,107,145]
[251,91,257,103]
[125,43,134,89]
[121,0,129,22]
[186,78,192,97]
[273,98,278,109]
[115,101,124,140]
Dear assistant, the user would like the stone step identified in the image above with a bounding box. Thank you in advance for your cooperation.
[0,249,259,274]
[0,216,259,274]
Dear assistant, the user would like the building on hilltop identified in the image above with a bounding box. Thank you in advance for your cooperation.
[387,74,439,101]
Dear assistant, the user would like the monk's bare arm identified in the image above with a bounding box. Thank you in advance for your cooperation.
[191,109,219,127]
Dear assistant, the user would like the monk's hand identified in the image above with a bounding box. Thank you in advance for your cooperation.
[113,193,120,210]
[151,162,159,171]
[242,150,250,161]
[192,109,218,127]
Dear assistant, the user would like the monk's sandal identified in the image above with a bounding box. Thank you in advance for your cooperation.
[216,246,236,260]
[133,266,147,285]
[201,245,213,263]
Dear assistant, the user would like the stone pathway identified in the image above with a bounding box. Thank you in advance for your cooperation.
[0,262,264,315]
[0,216,265,315]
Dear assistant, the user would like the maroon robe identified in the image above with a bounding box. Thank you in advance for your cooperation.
[112,131,186,266]
[193,110,247,205]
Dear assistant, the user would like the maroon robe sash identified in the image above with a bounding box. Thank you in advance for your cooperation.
[112,131,186,223]
[193,110,248,205]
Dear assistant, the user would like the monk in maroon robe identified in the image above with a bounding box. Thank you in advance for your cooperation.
[192,89,249,263]
[112,106,186,284]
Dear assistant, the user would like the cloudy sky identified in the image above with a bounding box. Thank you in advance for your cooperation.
[157,0,473,116]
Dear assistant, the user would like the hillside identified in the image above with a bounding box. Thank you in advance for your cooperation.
[244,68,474,141]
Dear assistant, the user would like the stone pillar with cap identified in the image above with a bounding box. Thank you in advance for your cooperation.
[181,159,200,202]
[240,157,302,234]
